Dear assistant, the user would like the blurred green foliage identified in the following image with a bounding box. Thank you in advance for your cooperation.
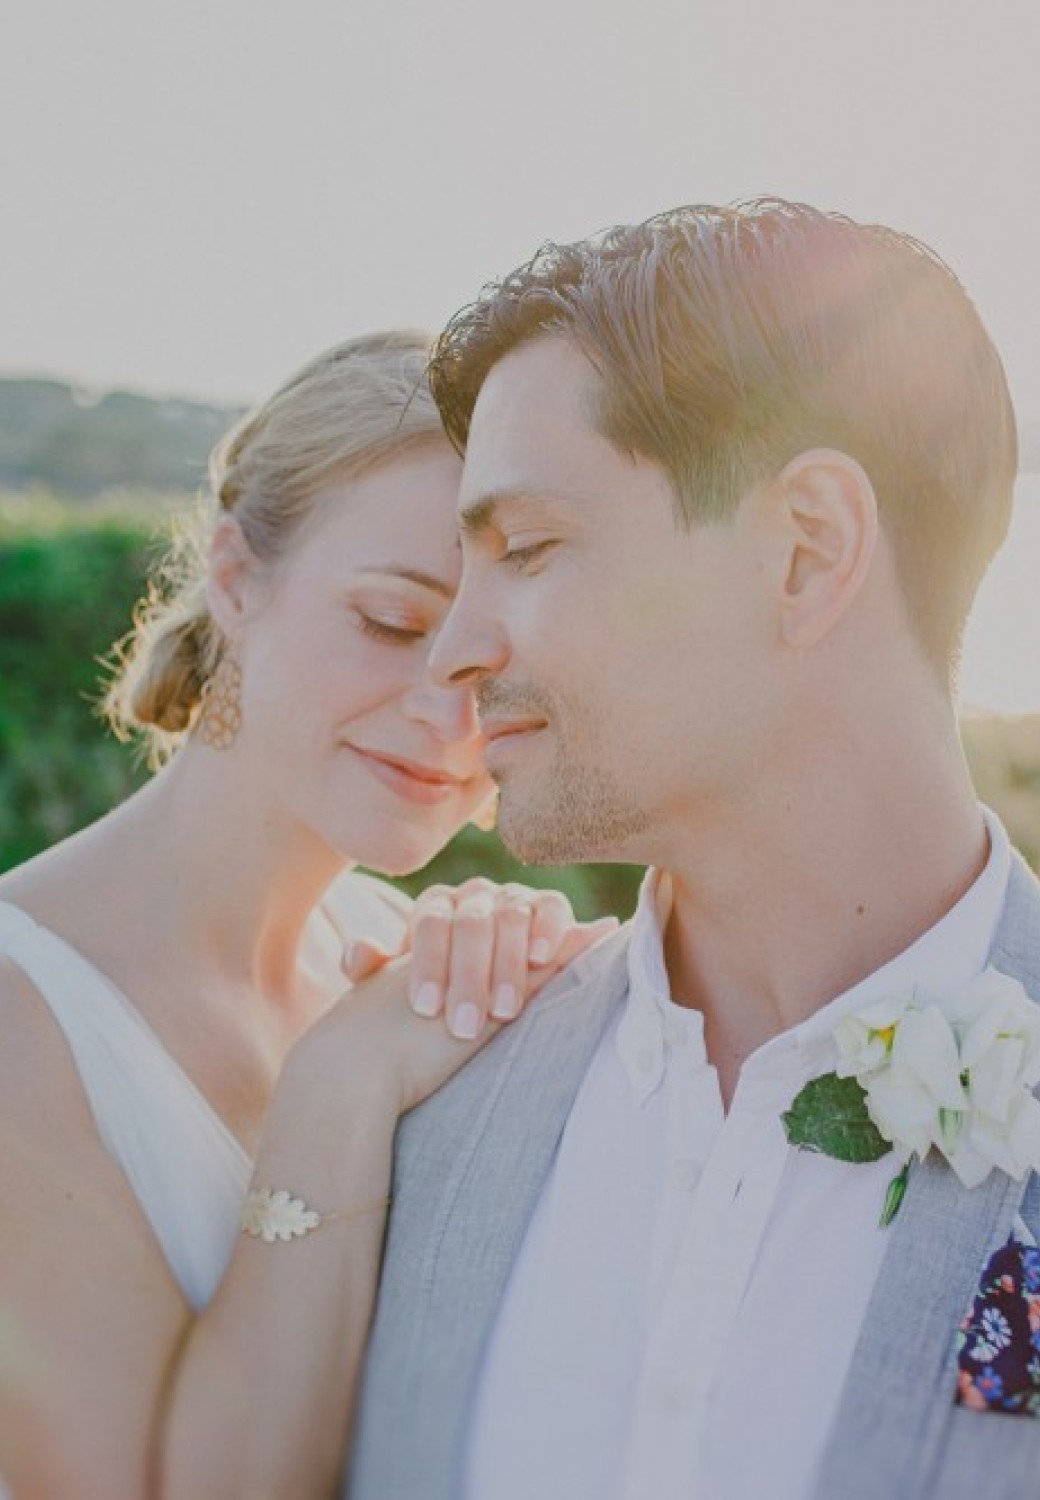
[0,495,159,868]
[0,494,643,918]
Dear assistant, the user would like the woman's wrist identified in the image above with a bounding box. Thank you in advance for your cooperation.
[279,1020,404,1123]
[257,1050,399,1201]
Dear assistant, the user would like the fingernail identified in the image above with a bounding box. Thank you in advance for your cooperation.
[491,983,520,1020]
[451,1002,481,1040]
[529,938,551,964]
[342,941,356,968]
[413,982,441,1017]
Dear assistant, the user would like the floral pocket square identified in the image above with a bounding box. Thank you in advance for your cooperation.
[956,1236,1040,1415]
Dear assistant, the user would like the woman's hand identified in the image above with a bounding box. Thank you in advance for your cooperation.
[341,877,618,1040]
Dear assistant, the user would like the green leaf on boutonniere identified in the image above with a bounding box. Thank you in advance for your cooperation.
[782,1073,892,1163]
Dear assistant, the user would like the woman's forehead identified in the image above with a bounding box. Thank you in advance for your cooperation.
[294,444,465,585]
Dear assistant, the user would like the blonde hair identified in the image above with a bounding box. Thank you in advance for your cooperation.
[103,330,444,766]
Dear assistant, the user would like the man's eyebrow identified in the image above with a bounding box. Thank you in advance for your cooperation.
[459,488,578,536]
[352,567,455,599]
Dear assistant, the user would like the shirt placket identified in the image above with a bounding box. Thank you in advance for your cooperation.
[621,1044,805,1500]
[646,1019,722,1316]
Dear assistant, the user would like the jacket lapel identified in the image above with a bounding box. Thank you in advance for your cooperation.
[813,856,1040,1499]
[347,929,632,1500]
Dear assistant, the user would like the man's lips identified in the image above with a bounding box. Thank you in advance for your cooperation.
[481,719,548,760]
[344,743,472,805]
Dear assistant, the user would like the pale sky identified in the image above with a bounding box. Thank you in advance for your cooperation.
[2,0,1039,712]
[3,0,1039,413]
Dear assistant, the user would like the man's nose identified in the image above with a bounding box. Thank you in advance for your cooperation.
[427,590,510,689]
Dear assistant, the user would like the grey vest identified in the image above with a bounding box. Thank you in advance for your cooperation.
[349,858,1040,1499]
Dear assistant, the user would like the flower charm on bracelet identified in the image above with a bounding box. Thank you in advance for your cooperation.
[782,968,1040,1227]
[240,1187,321,1242]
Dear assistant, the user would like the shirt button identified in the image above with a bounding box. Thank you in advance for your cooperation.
[671,1158,701,1191]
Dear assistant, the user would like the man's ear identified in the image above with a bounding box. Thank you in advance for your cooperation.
[206,516,264,639]
[767,448,879,649]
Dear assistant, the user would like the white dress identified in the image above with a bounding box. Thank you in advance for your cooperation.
[0,873,410,1311]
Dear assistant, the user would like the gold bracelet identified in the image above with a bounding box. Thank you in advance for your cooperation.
[239,1187,391,1244]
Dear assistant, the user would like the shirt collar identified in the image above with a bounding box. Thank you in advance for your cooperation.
[616,806,1013,1103]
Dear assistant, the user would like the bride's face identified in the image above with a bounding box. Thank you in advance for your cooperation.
[222,439,493,875]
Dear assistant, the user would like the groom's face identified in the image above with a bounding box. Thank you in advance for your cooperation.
[430,335,772,867]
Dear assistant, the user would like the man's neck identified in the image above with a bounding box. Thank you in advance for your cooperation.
[657,740,988,1106]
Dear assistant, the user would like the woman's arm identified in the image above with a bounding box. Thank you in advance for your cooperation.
[0,958,492,1500]
[156,979,411,1498]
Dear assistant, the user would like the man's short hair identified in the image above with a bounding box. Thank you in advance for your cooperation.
[430,198,1017,678]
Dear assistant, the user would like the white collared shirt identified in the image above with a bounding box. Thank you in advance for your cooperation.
[463,809,1012,1500]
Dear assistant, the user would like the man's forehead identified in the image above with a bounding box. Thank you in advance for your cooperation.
[460,336,611,507]
[469,334,603,435]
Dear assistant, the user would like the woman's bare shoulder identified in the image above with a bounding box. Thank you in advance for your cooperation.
[0,954,113,1170]
[0,956,151,1217]
[0,951,189,1495]
[0,953,77,1088]
[0,952,179,1323]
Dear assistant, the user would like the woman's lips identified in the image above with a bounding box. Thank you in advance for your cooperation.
[344,744,468,806]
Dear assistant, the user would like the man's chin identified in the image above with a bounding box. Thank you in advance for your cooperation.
[496,763,651,866]
[496,797,619,867]
[497,795,570,865]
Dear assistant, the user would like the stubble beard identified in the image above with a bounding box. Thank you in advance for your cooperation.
[479,682,650,865]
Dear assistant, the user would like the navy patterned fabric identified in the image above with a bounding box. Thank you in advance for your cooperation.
[956,1237,1040,1415]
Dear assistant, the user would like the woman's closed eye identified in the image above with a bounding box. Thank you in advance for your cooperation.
[354,610,428,645]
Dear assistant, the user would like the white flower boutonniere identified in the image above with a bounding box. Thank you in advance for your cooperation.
[782,968,1040,1227]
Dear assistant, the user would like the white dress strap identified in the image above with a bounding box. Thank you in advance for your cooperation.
[0,902,251,1309]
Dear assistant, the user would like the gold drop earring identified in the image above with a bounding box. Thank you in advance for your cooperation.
[196,655,243,750]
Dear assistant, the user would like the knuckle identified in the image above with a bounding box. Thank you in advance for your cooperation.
[496,884,533,912]
[499,882,530,901]
[495,903,533,931]
[455,894,496,923]
[454,907,495,938]
[417,884,454,907]
[533,885,571,908]
[531,890,573,922]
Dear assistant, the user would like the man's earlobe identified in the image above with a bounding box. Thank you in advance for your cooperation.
[774,448,878,649]
[206,516,263,638]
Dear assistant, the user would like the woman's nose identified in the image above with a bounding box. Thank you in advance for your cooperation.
[401,678,482,746]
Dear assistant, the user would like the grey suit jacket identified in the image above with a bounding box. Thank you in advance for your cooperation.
[349,857,1040,1499]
